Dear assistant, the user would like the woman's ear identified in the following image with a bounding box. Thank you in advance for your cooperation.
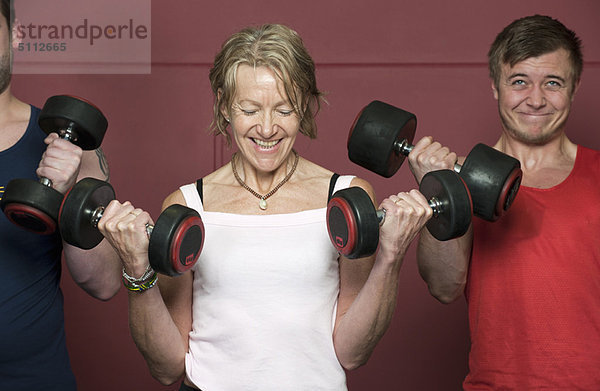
[217,88,230,121]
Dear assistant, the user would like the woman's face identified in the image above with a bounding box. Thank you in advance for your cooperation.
[226,64,300,174]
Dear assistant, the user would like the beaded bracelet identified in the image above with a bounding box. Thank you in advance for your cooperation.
[122,271,158,292]
[122,264,158,293]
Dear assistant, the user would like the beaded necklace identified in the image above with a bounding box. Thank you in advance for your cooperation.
[231,150,299,210]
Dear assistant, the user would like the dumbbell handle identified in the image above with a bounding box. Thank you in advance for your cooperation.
[56,122,80,143]
[91,206,155,238]
[395,139,462,172]
[373,196,444,226]
[39,122,80,188]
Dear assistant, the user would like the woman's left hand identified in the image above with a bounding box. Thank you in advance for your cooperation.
[377,189,433,263]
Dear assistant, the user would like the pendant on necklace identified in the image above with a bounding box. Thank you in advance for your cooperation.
[259,198,268,210]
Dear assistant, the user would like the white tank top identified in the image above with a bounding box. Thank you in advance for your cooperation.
[180,175,354,391]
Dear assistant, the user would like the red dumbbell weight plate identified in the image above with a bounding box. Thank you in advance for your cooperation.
[0,178,63,234]
[459,144,522,221]
[327,187,380,259]
[148,204,205,276]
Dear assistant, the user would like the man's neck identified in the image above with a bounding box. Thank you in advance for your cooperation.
[0,84,13,106]
[494,132,577,188]
[0,86,32,151]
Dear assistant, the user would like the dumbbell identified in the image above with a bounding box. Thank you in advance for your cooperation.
[327,169,472,259]
[347,100,522,221]
[58,178,204,276]
[0,95,108,234]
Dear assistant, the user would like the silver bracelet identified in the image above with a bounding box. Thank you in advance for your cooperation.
[122,264,154,283]
[122,264,158,293]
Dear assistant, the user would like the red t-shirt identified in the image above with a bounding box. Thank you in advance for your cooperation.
[464,146,600,390]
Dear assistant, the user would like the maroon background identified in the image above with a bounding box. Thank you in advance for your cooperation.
[11,0,600,390]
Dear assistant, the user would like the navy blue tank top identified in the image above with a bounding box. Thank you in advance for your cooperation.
[0,106,76,389]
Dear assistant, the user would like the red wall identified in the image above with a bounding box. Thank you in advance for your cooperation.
[12,0,600,390]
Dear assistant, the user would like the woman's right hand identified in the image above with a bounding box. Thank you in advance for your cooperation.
[96,200,154,278]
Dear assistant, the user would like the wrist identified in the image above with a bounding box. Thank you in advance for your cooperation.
[120,253,151,279]
[122,264,158,293]
[374,245,406,273]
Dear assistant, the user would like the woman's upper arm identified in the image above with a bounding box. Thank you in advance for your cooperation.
[162,189,187,210]
[158,271,194,349]
[335,176,377,320]
[157,189,195,346]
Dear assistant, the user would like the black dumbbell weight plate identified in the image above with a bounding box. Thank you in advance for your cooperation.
[459,144,522,221]
[38,95,108,150]
[148,204,205,276]
[348,100,416,178]
[420,170,472,241]
[59,178,115,249]
[327,187,380,259]
[0,178,63,234]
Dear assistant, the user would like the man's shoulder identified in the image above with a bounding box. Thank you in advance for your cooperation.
[576,144,600,160]
[575,145,600,175]
[0,101,34,152]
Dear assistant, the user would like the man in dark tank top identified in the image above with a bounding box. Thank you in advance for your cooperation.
[0,1,121,389]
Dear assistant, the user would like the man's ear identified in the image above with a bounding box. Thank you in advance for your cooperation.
[491,80,499,100]
[571,78,581,102]
[11,19,23,49]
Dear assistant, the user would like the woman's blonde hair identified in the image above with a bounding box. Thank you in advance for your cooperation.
[209,24,324,145]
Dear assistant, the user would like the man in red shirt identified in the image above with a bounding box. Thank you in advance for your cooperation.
[412,15,600,390]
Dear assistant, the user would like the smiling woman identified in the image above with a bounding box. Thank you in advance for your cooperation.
[209,24,322,145]
[97,23,434,391]
[226,65,301,197]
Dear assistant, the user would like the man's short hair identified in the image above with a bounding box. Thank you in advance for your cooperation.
[488,15,583,89]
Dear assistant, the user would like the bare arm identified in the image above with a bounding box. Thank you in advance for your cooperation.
[129,268,193,385]
[407,135,472,303]
[97,190,192,385]
[417,226,472,304]
[332,177,432,370]
[37,134,121,300]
